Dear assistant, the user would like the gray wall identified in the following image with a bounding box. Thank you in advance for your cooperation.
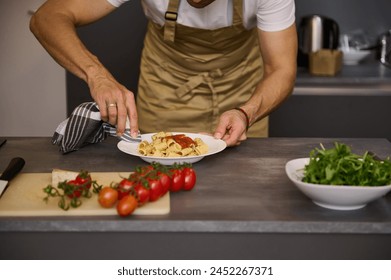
[295,0,391,36]
[0,0,66,137]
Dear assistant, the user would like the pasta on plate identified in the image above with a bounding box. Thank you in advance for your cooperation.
[138,132,208,157]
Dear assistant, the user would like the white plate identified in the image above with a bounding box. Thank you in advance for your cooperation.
[285,158,391,210]
[117,132,227,165]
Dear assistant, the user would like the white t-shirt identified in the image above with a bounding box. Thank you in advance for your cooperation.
[107,0,295,31]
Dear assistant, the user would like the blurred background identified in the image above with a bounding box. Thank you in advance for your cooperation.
[1,0,391,137]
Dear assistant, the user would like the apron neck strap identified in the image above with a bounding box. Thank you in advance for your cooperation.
[163,0,244,42]
[232,0,243,26]
[164,0,180,42]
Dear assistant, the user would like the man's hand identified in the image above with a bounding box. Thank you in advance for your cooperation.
[88,73,138,138]
[213,109,248,146]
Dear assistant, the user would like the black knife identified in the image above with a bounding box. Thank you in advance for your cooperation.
[0,157,26,198]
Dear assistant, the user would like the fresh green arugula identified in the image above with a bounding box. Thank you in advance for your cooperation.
[302,142,391,186]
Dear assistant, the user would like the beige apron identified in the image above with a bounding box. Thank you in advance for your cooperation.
[137,0,268,137]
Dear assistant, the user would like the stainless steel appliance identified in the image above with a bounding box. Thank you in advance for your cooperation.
[298,15,340,67]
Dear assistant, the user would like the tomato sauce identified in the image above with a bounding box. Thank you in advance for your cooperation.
[165,134,195,149]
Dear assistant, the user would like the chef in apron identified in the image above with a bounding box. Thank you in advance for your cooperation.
[30,0,297,146]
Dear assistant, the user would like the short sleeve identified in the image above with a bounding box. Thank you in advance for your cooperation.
[257,0,295,32]
[106,0,129,8]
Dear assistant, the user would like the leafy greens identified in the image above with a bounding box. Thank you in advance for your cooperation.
[302,142,391,186]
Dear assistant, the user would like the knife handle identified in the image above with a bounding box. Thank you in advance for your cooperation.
[0,157,25,181]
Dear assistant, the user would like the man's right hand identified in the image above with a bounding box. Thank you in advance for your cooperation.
[88,72,139,138]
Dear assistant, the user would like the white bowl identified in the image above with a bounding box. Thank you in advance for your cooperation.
[285,158,391,210]
[117,132,227,165]
[342,49,371,65]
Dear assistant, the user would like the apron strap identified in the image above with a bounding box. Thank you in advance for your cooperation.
[175,69,224,99]
[164,0,243,42]
[232,0,243,26]
[175,69,223,127]
[164,0,180,42]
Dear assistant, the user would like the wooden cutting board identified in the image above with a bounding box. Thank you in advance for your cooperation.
[0,172,170,217]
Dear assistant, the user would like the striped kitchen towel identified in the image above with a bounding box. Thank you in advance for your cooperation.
[52,102,137,154]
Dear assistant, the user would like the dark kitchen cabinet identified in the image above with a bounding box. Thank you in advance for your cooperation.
[269,91,391,141]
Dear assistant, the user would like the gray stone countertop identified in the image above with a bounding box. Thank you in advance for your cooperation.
[296,61,391,86]
[1,137,391,234]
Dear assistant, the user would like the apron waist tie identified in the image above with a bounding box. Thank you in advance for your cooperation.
[175,69,223,128]
[175,68,223,98]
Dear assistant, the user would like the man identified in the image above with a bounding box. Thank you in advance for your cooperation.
[30,0,297,146]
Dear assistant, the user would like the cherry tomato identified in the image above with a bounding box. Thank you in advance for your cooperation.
[98,186,118,208]
[157,172,171,195]
[148,178,163,201]
[65,179,82,198]
[75,171,92,189]
[116,195,138,217]
[170,169,184,192]
[117,178,135,200]
[182,167,196,191]
[133,183,150,206]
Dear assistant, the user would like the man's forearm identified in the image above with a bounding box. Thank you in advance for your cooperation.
[242,67,296,126]
[31,13,105,83]
[30,0,116,84]
[242,24,298,126]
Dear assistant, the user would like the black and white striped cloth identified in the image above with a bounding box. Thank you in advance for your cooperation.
[52,102,137,154]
